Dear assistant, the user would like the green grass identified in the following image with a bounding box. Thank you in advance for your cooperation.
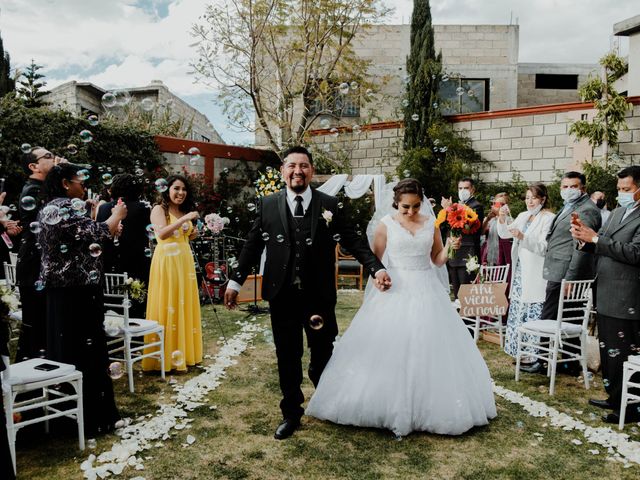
[14,291,640,479]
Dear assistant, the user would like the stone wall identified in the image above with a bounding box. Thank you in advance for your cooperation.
[517,63,597,107]
[308,98,640,183]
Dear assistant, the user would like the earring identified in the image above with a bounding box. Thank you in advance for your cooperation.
[64,186,69,190]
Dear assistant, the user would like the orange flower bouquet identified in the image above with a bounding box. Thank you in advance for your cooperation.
[435,203,481,258]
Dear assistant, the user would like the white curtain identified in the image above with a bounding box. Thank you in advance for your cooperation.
[317,174,386,202]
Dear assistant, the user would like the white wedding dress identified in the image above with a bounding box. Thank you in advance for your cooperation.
[306,214,497,436]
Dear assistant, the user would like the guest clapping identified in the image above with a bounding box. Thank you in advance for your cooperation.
[39,163,126,435]
[497,184,555,364]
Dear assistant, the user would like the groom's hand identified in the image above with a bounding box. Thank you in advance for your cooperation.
[224,288,239,310]
[374,270,392,291]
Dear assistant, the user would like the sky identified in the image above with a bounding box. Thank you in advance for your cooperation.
[0,0,638,145]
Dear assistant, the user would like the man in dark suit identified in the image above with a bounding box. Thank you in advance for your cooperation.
[15,147,58,360]
[96,174,152,318]
[520,171,601,374]
[224,146,391,440]
[571,165,640,424]
[441,177,484,298]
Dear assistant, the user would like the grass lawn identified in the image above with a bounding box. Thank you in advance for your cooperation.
[14,290,640,479]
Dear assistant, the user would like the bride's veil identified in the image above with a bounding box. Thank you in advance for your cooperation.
[364,180,450,299]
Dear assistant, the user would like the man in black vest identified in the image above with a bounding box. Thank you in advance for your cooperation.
[15,147,58,360]
[224,146,391,439]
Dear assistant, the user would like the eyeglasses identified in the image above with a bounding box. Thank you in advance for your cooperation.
[34,152,55,161]
[69,179,86,187]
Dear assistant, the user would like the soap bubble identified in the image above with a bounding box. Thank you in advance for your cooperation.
[140,97,155,112]
[34,279,45,291]
[40,205,62,225]
[102,92,117,108]
[21,143,32,153]
[332,234,341,242]
[352,124,362,134]
[71,198,86,212]
[402,99,409,107]
[145,224,155,239]
[618,331,625,339]
[320,119,330,129]
[89,243,102,258]
[468,89,475,98]
[442,74,449,82]
[306,238,313,246]
[330,127,339,138]
[188,147,200,156]
[350,81,359,91]
[247,203,256,212]
[171,350,184,368]
[102,173,113,185]
[108,362,124,380]
[276,234,285,243]
[309,314,324,330]
[261,232,270,241]
[66,144,78,155]
[114,89,132,106]
[87,114,99,126]
[411,113,419,121]
[59,244,68,254]
[403,170,411,178]
[29,221,41,234]
[338,82,349,95]
[21,196,37,211]
[456,87,465,96]
[155,178,168,192]
[79,130,93,143]
[88,270,99,281]
[144,248,152,257]
[337,202,343,209]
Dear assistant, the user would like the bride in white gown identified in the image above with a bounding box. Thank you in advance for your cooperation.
[306,178,497,436]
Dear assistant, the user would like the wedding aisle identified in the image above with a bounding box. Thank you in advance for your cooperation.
[16,291,640,479]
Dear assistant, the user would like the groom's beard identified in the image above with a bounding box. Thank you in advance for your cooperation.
[289,175,307,193]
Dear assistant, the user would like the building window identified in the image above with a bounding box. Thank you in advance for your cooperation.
[309,81,360,118]
[535,74,578,90]
[439,78,490,115]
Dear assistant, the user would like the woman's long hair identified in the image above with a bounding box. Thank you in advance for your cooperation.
[160,174,197,214]
[43,163,85,201]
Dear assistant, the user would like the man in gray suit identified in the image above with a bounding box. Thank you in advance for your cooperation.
[520,171,601,373]
[572,165,640,424]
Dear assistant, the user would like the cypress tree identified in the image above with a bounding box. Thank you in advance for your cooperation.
[403,0,442,150]
[17,59,49,107]
[0,31,15,96]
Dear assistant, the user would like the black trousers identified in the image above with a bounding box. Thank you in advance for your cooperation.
[448,265,472,299]
[597,313,640,418]
[268,284,338,421]
[15,286,47,361]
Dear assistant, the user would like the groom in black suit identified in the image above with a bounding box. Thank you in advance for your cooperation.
[224,146,391,439]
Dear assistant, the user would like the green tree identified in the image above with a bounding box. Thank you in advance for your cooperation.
[16,59,49,108]
[0,30,15,96]
[403,0,441,150]
[568,52,632,163]
[191,0,391,155]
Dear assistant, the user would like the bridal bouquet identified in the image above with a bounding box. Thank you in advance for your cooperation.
[435,203,481,258]
[204,213,230,234]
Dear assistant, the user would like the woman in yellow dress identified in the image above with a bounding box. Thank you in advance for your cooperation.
[142,175,202,372]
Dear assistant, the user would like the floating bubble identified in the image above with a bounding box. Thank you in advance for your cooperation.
[266,166,273,173]
[440,146,448,153]
[402,99,409,107]
[155,178,168,192]
[171,350,184,368]
[603,378,610,387]
[320,119,330,129]
[21,196,37,211]
[102,92,117,108]
[309,314,324,330]
[70,198,86,213]
[629,307,636,315]
[261,232,270,241]
[29,221,41,234]
[40,205,62,225]
[88,270,99,281]
[34,280,45,291]
[145,224,155,239]
[87,114,99,126]
[144,247,152,257]
[87,438,97,449]
[89,243,102,258]
[411,113,419,121]
[247,203,256,212]
[79,130,93,143]
[403,169,411,178]
[189,157,199,166]
[231,260,239,269]
[165,243,180,256]
[188,147,200,156]
[456,87,465,96]
[77,169,90,181]
[618,331,625,339]
[276,234,285,243]
[135,168,144,176]
[178,151,185,159]
[442,74,449,82]
[102,173,113,185]
[305,238,313,246]
[67,144,78,155]
[59,244,68,254]
[468,89,475,98]
[21,143,32,153]
[108,362,124,380]
[226,206,233,214]
[433,102,439,109]
[329,127,339,138]
[350,81,359,91]
[123,299,132,308]
[599,341,605,348]
[140,97,155,112]
[352,124,362,135]
[337,202,343,209]
[516,421,524,429]
[338,82,349,95]
[607,349,620,358]
[332,234,341,242]
[114,89,132,106]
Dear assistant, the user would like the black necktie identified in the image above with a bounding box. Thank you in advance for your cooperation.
[294,195,304,217]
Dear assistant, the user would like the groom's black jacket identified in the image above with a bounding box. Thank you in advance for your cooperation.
[232,188,384,304]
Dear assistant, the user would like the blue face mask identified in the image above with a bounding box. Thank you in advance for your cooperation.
[617,188,640,208]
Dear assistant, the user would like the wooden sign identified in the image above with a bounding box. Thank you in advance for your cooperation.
[458,283,509,317]
[237,274,263,303]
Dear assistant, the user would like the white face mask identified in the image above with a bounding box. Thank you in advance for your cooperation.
[617,187,640,208]
[560,188,581,203]
[527,204,543,215]
[458,189,471,202]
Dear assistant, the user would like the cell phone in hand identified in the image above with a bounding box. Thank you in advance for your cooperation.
[570,212,582,226]
[34,362,60,371]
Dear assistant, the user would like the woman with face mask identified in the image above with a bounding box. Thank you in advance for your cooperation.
[496,183,555,364]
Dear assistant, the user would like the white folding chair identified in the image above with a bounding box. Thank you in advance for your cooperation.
[619,355,640,430]
[9,252,17,266]
[461,264,510,347]
[2,356,84,474]
[515,279,594,395]
[3,262,22,347]
[103,272,165,392]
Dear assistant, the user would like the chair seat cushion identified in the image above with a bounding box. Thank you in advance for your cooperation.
[337,260,361,271]
[520,319,583,335]
[126,318,159,333]
[4,358,76,386]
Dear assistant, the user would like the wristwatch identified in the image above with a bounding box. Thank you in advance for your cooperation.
[591,235,599,244]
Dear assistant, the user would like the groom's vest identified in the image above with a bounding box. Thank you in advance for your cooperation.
[285,206,313,287]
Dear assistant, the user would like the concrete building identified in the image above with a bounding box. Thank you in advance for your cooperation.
[615,15,640,96]
[43,80,224,144]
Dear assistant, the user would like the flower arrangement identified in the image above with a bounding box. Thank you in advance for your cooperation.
[116,278,147,303]
[465,255,480,274]
[254,167,285,197]
[204,213,230,234]
[0,285,19,346]
[435,203,481,258]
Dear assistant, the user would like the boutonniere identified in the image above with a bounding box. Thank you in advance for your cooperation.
[322,208,333,227]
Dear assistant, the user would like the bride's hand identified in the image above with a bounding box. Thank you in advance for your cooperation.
[447,236,461,250]
[374,270,392,291]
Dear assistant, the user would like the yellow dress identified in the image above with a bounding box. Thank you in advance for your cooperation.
[142,214,202,372]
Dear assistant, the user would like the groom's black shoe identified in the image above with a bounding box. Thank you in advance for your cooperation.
[588,398,614,410]
[274,418,300,440]
[519,362,544,374]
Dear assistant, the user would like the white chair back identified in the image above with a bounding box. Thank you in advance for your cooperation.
[557,279,594,330]
[9,252,17,266]
[3,262,17,289]
[103,272,132,322]
[478,264,510,283]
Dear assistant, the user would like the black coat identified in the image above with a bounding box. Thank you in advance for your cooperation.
[446,196,484,267]
[232,188,384,304]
